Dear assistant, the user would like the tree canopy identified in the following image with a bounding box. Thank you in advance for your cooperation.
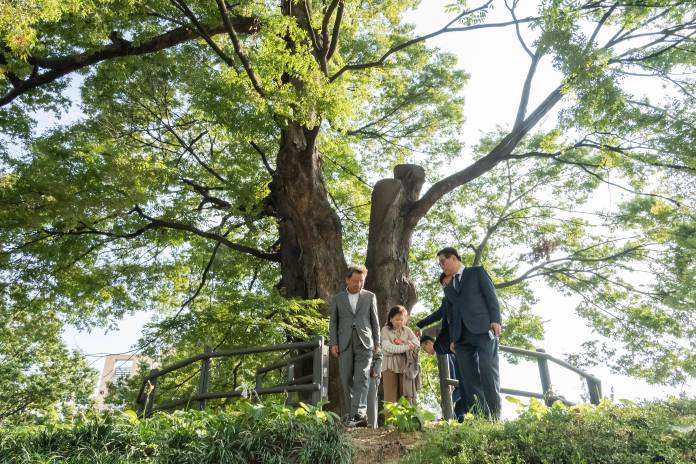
[1,0,695,415]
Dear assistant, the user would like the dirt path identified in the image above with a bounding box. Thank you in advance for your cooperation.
[346,427,424,463]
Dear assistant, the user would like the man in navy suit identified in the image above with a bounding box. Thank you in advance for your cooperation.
[415,273,469,419]
[438,247,502,419]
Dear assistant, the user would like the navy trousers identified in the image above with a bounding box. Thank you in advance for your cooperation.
[454,326,500,419]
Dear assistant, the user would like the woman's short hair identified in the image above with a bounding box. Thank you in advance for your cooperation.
[386,305,408,329]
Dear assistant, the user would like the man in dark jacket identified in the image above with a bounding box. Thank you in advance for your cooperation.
[438,247,502,419]
[415,273,469,419]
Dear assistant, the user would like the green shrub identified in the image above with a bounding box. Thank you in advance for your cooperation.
[403,397,696,464]
[0,401,353,464]
[383,397,435,432]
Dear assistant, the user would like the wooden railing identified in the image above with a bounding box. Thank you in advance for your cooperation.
[436,344,602,420]
[135,336,329,417]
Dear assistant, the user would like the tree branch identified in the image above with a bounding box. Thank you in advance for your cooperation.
[345,87,432,136]
[496,242,648,290]
[215,0,266,97]
[181,178,231,210]
[588,2,616,47]
[40,207,280,262]
[329,2,533,82]
[406,85,564,227]
[133,206,280,261]
[180,240,222,308]
[504,0,534,58]
[513,47,542,129]
[0,16,258,107]
[170,0,239,70]
[250,141,275,174]
[326,0,344,62]
[302,0,321,56]
[321,0,340,53]
[321,152,372,188]
[319,0,340,73]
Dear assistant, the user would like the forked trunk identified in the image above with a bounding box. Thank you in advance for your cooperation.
[365,164,426,323]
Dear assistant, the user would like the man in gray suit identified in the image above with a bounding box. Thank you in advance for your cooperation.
[329,264,381,427]
[438,247,502,419]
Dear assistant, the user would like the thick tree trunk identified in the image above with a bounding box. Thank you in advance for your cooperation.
[271,123,346,301]
[365,164,426,324]
[270,122,347,411]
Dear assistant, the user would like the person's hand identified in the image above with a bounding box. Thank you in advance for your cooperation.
[408,342,417,350]
[449,342,455,353]
[330,345,339,357]
[373,346,380,353]
[415,328,422,338]
[490,322,502,337]
[393,338,403,345]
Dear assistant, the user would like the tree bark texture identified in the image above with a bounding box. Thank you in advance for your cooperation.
[365,164,426,324]
[270,123,347,302]
[270,122,347,411]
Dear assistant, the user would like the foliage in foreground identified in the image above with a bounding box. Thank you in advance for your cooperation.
[383,397,435,432]
[0,401,352,464]
[403,397,696,464]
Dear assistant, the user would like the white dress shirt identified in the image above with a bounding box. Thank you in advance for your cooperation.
[348,291,360,313]
[453,265,465,289]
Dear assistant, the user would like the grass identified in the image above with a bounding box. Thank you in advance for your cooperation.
[3,397,695,464]
[402,397,696,464]
[0,402,353,464]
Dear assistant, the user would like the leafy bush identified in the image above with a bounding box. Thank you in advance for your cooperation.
[0,401,353,464]
[383,397,435,432]
[403,397,696,464]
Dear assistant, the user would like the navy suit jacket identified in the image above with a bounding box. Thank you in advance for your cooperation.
[415,298,451,355]
[443,266,501,343]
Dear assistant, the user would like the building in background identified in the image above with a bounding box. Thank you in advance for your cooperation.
[96,355,143,409]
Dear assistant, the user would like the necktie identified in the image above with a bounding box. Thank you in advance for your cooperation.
[454,273,460,289]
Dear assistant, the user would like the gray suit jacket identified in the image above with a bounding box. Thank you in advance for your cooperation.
[329,289,381,351]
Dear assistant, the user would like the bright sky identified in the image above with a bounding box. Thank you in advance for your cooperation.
[62,1,691,412]
[403,0,690,413]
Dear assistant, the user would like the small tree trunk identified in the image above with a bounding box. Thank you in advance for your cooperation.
[365,164,426,323]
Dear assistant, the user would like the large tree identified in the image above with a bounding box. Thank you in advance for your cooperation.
[1,0,695,403]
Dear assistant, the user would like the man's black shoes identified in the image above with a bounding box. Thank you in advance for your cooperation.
[347,414,368,427]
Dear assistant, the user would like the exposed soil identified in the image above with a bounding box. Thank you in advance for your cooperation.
[346,427,424,464]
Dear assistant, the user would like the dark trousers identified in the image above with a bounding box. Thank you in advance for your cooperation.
[449,355,468,419]
[454,326,500,419]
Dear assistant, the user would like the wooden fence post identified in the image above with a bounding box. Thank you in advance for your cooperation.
[587,377,602,405]
[145,369,158,417]
[436,354,454,420]
[197,346,212,410]
[310,336,325,406]
[536,348,553,405]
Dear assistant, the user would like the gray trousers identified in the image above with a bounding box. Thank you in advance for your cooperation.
[338,329,373,418]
